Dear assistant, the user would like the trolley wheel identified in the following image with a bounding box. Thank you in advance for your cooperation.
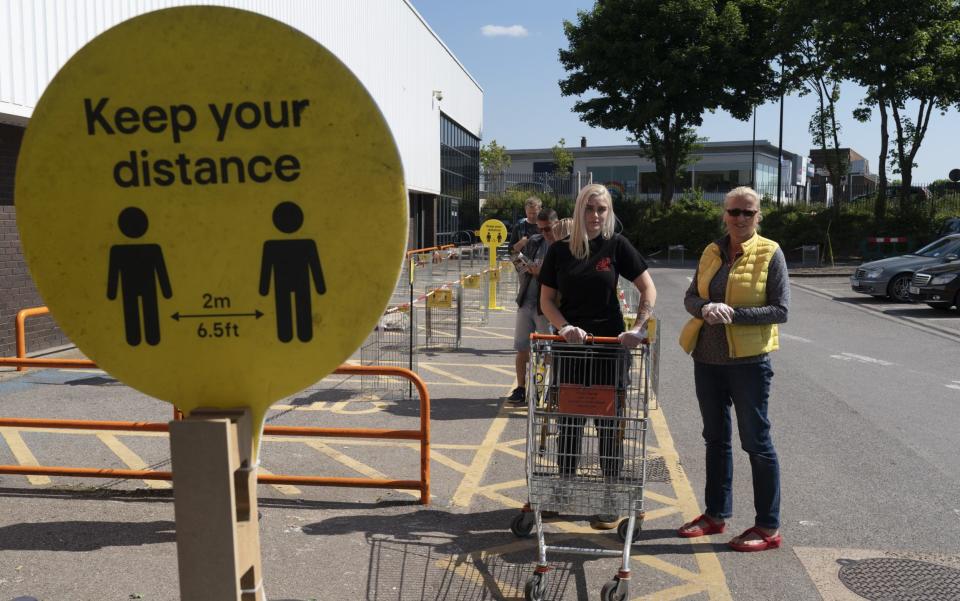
[600,577,627,601]
[524,573,547,601]
[510,512,535,538]
[616,516,643,543]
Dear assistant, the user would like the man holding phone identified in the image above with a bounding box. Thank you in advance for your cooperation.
[507,208,559,404]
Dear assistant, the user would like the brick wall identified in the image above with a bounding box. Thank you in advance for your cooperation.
[0,123,70,357]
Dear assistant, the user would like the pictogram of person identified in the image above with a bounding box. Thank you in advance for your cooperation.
[107,207,173,346]
[259,201,325,342]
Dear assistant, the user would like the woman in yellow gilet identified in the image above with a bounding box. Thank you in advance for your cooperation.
[676,186,789,552]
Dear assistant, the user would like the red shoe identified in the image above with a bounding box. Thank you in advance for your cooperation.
[728,527,782,552]
[677,514,725,538]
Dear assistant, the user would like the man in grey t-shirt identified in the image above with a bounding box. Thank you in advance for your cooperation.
[507,208,558,404]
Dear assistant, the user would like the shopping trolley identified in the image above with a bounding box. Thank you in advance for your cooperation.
[511,332,655,601]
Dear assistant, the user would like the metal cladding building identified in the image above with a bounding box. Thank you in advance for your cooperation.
[505,139,805,202]
[0,0,483,356]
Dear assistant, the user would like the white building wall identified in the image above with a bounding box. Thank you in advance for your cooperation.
[0,0,482,194]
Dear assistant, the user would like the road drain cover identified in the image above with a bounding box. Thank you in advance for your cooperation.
[837,557,960,600]
[645,456,670,482]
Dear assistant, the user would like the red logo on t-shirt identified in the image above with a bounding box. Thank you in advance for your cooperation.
[596,257,612,272]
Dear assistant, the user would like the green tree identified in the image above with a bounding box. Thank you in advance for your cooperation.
[781,0,848,216]
[551,138,574,175]
[824,0,960,220]
[480,139,511,175]
[480,139,512,197]
[559,0,784,208]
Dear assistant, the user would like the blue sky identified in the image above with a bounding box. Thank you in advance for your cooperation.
[411,0,959,183]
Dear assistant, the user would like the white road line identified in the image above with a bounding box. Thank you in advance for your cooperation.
[829,352,894,366]
[781,333,813,343]
[946,381,960,392]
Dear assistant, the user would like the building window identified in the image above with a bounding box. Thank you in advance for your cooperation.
[586,166,638,197]
[439,113,479,243]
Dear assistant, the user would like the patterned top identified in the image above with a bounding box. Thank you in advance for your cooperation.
[683,235,790,364]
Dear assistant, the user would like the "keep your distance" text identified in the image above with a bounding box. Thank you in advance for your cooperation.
[84,97,310,188]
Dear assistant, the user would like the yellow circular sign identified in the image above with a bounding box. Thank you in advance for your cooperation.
[15,7,407,447]
[479,219,508,247]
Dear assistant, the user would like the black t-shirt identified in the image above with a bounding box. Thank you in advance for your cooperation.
[539,234,647,337]
[508,219,540,248]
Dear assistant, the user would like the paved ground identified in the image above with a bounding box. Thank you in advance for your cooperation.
[0,266,733,601]
[0,261,957,600]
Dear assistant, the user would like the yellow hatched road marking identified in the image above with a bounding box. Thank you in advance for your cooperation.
[304,440,419,499]
[95,432,171,489]
[493,443,525,460]
[0,428,50,485]
[428,450,471,473]
[257,466,302,495]
[480,365,516,376]
[635,582,712,601]
[418,363,481,385]
[650,406,733,600]
[463,326,513,340]
[451,402,513,507]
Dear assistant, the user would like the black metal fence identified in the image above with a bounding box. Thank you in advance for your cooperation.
[482,170,960,218]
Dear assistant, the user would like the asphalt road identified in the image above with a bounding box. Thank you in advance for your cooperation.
[0,266,958,600]
[655,267,960,601]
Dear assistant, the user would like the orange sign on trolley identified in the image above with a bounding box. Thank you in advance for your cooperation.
[557,384,617,416]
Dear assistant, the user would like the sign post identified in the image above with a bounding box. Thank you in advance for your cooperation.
[14,7,408,599]
[478,219,508,310]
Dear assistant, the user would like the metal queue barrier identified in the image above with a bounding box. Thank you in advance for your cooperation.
[0,356,432,504]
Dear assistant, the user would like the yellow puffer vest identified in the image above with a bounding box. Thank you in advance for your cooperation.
[679,233,780,358]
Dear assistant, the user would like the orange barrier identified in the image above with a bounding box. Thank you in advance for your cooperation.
[15,306,53,371]
[405,245,439,257]
[0,361,431,504]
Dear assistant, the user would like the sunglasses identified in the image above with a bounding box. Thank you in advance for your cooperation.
[538,226,554,233]
[726,208,758,217]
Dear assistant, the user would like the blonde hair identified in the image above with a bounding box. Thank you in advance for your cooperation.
[524,196,542,210]
[570,184,615,259]
[724,186,763,231]
[553,217,573,240]
[725,186,760,207]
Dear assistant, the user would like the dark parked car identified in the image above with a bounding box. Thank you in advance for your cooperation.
[850,234,960,301]
[936,217,960,238]
[908,261,960,309]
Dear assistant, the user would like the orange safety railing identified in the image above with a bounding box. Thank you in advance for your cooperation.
[15,306,53,371]
[405,246,439,257]
[0,360,431,504]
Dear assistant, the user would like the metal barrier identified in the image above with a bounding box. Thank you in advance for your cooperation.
[15,306,53,371]
[0,358,432,504]
[361,305,418,398]
[422,284,462,349]
[459,269,491,325]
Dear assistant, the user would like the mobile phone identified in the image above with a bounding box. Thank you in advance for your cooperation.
[511,253,530,272]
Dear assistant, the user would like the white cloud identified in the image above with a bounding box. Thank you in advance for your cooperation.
[481,24,529,38]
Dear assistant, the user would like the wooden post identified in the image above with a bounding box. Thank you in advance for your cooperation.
[169,407,264,601]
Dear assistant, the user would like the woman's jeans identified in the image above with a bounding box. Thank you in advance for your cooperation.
[694,359,780,529]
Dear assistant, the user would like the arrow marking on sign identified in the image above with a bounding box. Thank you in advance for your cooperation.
[171,310,264,321]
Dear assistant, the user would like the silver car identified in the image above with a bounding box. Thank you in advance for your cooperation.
[850,234,960,301]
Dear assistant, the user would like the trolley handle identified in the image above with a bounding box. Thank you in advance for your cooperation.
[530,333,648,345]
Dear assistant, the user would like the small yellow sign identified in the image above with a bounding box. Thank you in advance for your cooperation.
[14,7,407,454]
[427,288,453,309]
[463,274,481,289]
[479,219,508,247]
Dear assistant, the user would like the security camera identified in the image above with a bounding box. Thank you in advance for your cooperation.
[432,90,444,102]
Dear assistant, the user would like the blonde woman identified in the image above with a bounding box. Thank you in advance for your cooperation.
[677,186,789,552]
[538,184,656,529]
